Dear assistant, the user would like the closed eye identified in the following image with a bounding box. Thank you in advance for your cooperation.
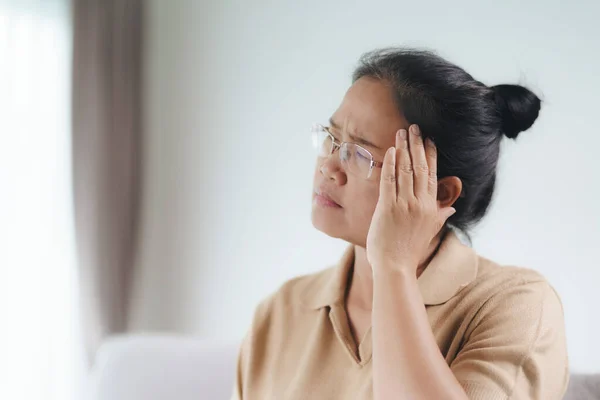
[356,149,370,161]
[328,118,382,150]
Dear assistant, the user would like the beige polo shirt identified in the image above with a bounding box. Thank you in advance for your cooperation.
[231,231,569,400]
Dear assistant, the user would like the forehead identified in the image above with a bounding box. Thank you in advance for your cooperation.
[331,77,407,142]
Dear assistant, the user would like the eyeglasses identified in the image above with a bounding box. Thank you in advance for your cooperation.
[311,123,384,180]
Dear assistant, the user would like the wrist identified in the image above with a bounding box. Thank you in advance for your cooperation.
[372,264,417,281]
[373,266,421,302]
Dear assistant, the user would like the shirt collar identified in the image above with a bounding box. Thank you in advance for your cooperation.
[301,230,479,309]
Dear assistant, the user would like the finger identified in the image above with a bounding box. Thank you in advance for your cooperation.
[408,124,429,198]
[396,129,413,200]
[425,137,438,196]
[379,146,397,202]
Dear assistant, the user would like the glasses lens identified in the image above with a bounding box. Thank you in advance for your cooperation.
[340,143,373,178]
[311,125,332,157]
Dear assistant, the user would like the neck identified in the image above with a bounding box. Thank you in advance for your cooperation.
[347,228,448,311]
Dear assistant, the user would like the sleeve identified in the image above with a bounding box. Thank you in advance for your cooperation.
[450,280,569,400]
[230,331,251,400]
[229,294,274,400]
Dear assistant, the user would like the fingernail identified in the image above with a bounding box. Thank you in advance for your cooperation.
[398,129,407,139]
[410,125,420,135]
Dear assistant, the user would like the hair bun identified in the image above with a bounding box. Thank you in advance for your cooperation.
[492,84,541,139]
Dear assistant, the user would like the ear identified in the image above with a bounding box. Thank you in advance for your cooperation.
[437,176,462,208]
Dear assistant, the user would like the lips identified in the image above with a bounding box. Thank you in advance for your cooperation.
[314,188,342,208]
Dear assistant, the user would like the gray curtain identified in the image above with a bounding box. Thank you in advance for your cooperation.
[72,0,143,363]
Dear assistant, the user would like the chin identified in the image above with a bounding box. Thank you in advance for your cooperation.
[311,207,351,241]
[311,207,369,248]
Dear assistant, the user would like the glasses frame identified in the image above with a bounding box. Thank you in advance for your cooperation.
[312,124,384,180]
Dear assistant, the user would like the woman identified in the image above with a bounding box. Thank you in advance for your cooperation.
[231,48,569,400]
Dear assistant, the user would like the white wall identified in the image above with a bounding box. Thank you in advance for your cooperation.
[129,0,600,373]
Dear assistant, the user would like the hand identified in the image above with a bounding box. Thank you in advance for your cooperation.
[366,124,456,275]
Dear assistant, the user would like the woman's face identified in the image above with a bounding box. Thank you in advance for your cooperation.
[311,77,409,247]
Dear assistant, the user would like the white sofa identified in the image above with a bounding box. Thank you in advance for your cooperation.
[88,335,599,400]
[87,335,239,400]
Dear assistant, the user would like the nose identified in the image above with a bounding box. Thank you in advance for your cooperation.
[319,154,347,185]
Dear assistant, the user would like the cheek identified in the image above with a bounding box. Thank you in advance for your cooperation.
[349,184,380,224]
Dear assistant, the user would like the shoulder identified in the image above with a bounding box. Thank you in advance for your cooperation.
[461,254,565,336]
[441,251,567,353]
[452,255,569,398]
[477,254,546,283]
[468,255,560,300]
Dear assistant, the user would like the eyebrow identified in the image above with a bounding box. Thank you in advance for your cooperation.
[328,118,383,150]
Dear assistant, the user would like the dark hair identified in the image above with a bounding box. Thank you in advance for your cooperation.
[352,48,541,234]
